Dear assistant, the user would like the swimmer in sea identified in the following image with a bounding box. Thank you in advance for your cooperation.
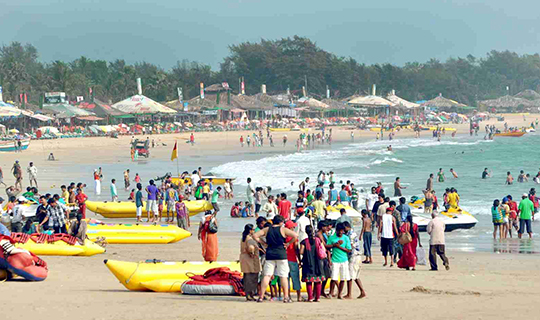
[450,168,458,178]
[482,168,491,179]
[387,145,392,151]
[506,172,514,185]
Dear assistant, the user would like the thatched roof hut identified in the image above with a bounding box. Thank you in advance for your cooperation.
[514,89,540,101]
[386,90,420,110]
[421,93,467,110]
[347,95,396,107]
[478,95,540,111]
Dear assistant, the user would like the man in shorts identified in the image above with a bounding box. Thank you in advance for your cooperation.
[343,221,367,299]
[327,223,351,299]
[211,186,222,214]
[145,180,159,223]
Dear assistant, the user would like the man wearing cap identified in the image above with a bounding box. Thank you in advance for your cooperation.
[12,161,22,190]
[27,162,38,188]
[11,196,26,232]
[518,193,534,239]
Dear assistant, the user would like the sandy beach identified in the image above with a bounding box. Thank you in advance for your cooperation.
[1,113,540,320]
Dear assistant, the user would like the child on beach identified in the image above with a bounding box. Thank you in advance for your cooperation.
[135,183,143,223]
[230,202,240,217]
[241,201,252,217]
[128,189,135,200]
[360,210,373,264]
[175,195,189,229]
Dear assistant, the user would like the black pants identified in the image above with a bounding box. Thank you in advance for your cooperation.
[54,225,68,234]
[429,244,449,270]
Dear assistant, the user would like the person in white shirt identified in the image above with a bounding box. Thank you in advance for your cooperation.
[366,187,378,211]
[262,195,278,219]
[246,177,255,212]
[294,207,311,243]
[27,162,38,188]
[191,170,200,187]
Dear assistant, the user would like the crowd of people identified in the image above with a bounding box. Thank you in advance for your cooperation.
[0,179,90,244]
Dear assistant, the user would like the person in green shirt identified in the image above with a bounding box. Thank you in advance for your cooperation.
[350,184,359,209]
[306,189,314,205]
[327,223,351,299]
[518,194,534,238]
[437,168,445,183]
[211,187,222,214]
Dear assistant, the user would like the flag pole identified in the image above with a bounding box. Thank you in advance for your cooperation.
[175,140,180,178]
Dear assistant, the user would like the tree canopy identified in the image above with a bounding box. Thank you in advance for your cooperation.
[1,37,540,107]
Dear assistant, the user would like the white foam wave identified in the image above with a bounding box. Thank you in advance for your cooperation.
[368,157,403,166]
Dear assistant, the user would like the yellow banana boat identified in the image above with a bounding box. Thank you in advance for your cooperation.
[86,200,212,218]
[16,239,105,256]
[86,223,191,244]
[170,176,235,186]
[104,259,326,293]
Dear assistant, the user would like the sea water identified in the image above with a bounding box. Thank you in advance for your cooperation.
[211,133,540,254]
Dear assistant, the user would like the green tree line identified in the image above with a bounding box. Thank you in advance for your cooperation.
[1,36,540,107]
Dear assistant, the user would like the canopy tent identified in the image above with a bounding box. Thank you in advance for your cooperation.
[0,101,16,108]
[112,95,176,114]
[0,105,34,117]
[42,103,95,118]
[29,113,54,121]
[386,90,420,109]
[76,99,125,117]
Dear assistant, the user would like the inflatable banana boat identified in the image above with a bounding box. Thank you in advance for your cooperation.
[86,200,212,218]
[87,223,191,244]
[104,259,326,293]
[326,204,362,220]
[12,233,105,256]
[170,176,235,186]
[0,235,48,281]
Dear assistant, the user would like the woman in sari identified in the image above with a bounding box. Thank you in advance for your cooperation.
[397,215,421,270]
[239,224,261,301]
[300,225,326,302]
[198,211,218,261]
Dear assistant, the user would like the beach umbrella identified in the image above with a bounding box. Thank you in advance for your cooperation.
[9,128,19,133]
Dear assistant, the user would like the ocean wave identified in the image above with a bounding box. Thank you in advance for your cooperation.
[368,157,403,166]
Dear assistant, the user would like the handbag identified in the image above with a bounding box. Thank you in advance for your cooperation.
[315,237,327,259]
[398,231,412,245]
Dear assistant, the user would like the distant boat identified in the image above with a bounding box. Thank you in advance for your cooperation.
[494,132,526,137]
[0,138,30,152]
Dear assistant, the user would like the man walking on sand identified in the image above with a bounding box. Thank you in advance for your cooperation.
[12,161,22,190]
[427,212,449,271]
[27,162,38,188]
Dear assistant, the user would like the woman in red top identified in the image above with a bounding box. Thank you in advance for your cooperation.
[507,195,519,237]
[75,189,88,219]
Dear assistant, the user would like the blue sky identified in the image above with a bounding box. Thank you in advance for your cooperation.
[1,0,539,69]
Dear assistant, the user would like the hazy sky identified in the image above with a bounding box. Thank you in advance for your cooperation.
[1,0,539,69]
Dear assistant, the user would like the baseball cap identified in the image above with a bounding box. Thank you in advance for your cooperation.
[523,193,529,197]
[18,196,27,202]
[285,220,297,229]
